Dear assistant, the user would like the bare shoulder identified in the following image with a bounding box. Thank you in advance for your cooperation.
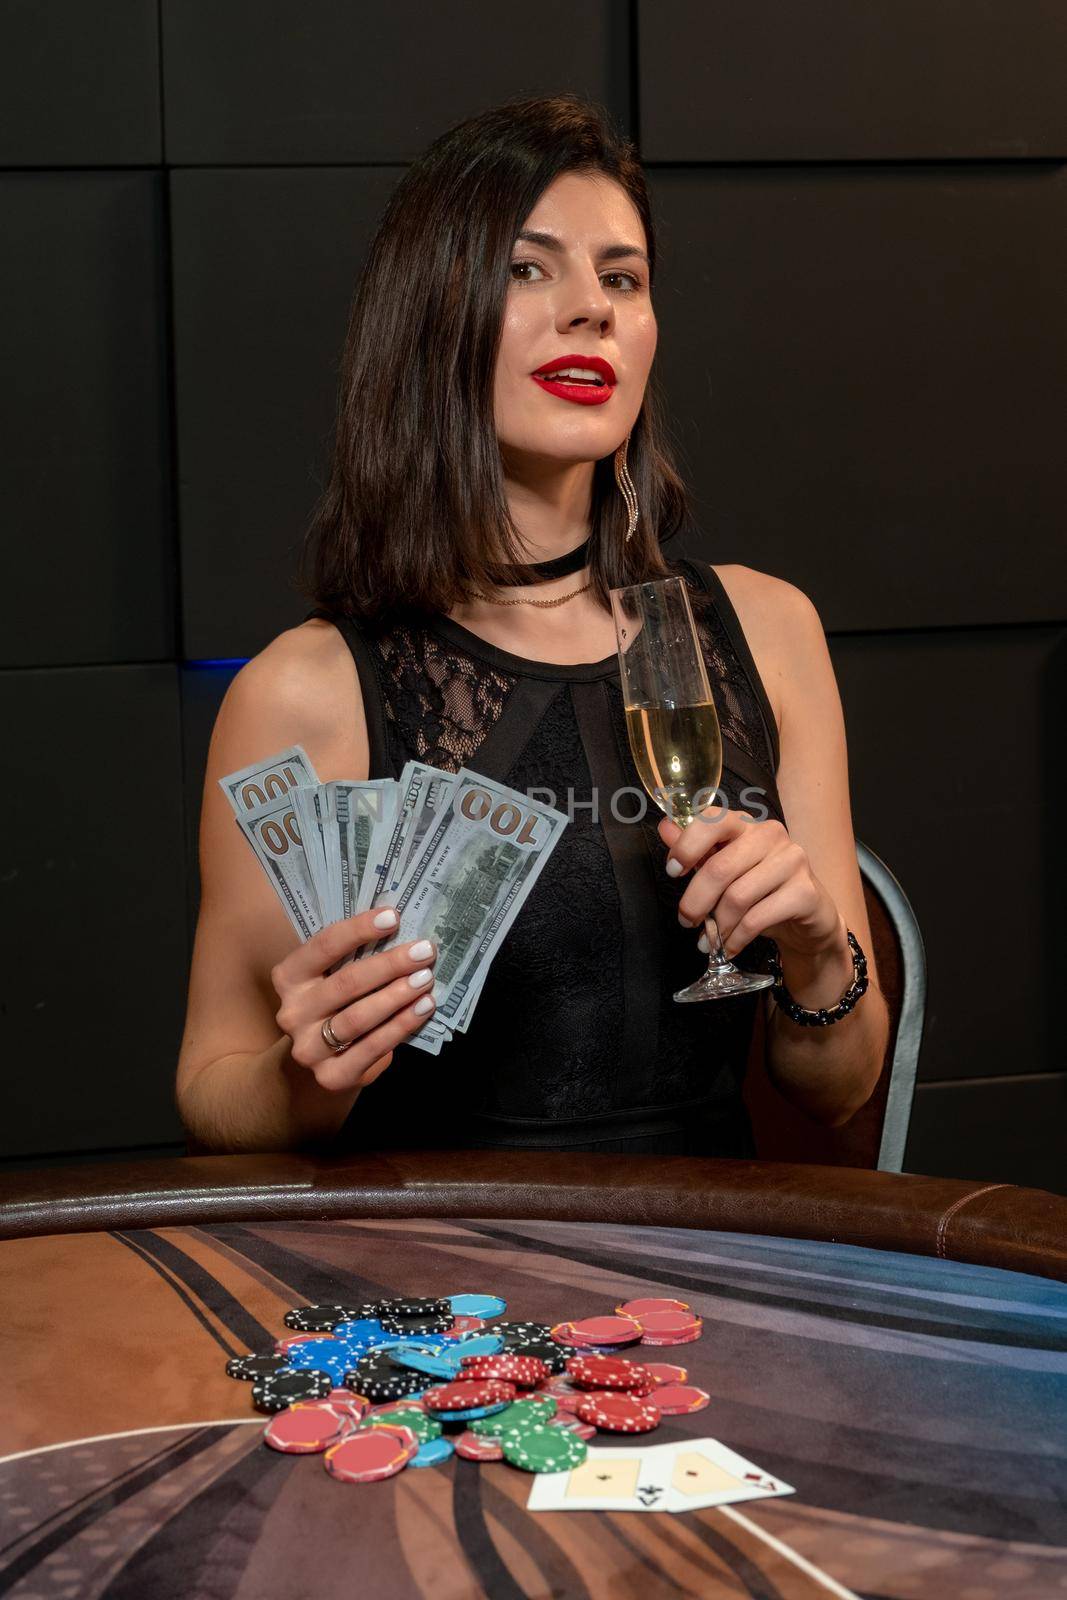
[710,564,819,737]
[213,616,368,780]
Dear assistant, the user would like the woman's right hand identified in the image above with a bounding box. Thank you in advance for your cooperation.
[270,907,437,1089]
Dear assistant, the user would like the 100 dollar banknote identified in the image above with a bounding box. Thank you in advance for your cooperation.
[365,768,569,1049]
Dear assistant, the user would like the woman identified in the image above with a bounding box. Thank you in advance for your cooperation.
[176,93,889,1154]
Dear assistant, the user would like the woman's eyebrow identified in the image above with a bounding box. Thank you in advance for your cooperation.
[515,229,649,266]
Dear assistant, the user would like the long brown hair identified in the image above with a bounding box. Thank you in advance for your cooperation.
[298,92,691,623]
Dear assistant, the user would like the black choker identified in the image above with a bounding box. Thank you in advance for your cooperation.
[488,536,593,587]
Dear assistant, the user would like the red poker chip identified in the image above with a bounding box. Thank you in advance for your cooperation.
[634,1309,702,1341]
[535,1385,583,1415]
[573,1392,662,1434]
[459,1354,547,1388]
[324,1427,417,1482]
[444,1315,487,1336]
[652,1383,711,1416]
[421,1378,515,1413]
[549,1415,596,1442]
[264,1403,350,1454]
[549,1322,581,1347]
[565,1355,656,1393]
[454,1431,504,1461]
[366,1397,425,1417]
[643,1362,688,1386]
[566,1315,643,1347]
[615,1296,691,1317]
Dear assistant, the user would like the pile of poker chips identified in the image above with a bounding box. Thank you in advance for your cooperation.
[224,1292,709,1485]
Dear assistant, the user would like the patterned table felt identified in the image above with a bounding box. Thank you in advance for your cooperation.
[1,1215,1066,1599]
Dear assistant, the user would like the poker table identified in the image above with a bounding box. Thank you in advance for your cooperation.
[2,1150,1066,1599]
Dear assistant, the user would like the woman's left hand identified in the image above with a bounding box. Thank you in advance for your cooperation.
[658,803,845,961]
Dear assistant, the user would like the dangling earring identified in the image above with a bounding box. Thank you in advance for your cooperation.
[615,432,640,542]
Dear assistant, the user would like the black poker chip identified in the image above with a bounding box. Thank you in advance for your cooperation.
[510,1340,574,1375]
[251,1368,334,1413]
[494,1321,553,1348]
[225,1353,288,1382]
[378,1312,454,1336]
[283,1303,369,1332]
[373,1297,452,1318]
[346,1351,431,1404]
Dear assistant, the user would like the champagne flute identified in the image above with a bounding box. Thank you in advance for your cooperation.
[610,576,776,1002]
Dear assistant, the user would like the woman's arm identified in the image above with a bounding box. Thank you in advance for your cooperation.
[751,579,891,1126]
[175,620,377,1151]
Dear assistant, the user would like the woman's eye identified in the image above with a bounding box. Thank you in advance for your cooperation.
[509,259,641,293]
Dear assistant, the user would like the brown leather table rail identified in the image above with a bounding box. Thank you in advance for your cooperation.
[1,1150,1064,1283]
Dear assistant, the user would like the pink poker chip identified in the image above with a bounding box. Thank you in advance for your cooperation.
[326,1389,371,1422]
[274,1332,340,1353]
[264,1403,350,1454]
[454,1432,504,1461]
[651,1383,710,1416]
[643,1362,689,1386]
[565,1315,643,1347]
[634,1309,703,1343]
[616,1297,691,1317]
[324,1427,417,1482]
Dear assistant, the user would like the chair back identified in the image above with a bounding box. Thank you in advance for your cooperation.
[743,838,927,1171]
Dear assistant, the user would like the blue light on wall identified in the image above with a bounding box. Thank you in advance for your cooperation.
[185,658,250,668]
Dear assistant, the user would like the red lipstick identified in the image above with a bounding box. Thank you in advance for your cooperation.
[531,353,617,406]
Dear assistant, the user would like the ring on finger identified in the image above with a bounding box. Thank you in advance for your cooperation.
[321,1015,351,1054]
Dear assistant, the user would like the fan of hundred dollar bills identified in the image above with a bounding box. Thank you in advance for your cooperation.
[219,747,570,1056]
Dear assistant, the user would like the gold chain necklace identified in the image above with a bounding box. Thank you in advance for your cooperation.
[462,579,592,609]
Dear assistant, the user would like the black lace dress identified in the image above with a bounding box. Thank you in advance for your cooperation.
[304,556,785,1155]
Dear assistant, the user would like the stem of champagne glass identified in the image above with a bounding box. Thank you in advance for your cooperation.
[703,913,733,971]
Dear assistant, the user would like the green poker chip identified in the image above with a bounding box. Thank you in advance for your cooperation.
[503,1424,588,1474]
[360,1409,442,1444]
[469,1398,556,1438]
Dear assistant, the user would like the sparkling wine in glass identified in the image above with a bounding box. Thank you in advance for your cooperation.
[610,575,776,1002]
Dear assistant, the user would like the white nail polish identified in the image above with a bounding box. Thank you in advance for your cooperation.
[665,859,683,878]
[697,932,709,954]
[408,967,433,988]
[413,993,435,1014]
[409,938,434,961]
[373,907,398,929]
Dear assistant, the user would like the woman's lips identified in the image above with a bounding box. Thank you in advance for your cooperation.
[530,374,616,406]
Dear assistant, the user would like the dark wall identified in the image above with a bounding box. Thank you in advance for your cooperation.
[2,2,1064,1188]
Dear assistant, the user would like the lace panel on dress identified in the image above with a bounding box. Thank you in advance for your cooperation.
[370,619,517,774]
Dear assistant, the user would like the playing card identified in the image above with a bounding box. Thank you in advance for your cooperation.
[665,1438,794,1511]
[526,1444,673,1512]
[526,1438,793,1514]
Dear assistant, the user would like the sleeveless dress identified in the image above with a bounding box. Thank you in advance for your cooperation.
[304,556,786,1156]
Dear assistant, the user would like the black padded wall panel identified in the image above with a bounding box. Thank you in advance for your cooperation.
[0,665,188,1159]
[0,171,175,668]
[171,167,402,661]
[649,164,1067,631]
[0,0,161,167]
[831,625,1065,1087]
[162,0,626,164]
[638,0,1067,162]
[906,1075,1067,1193]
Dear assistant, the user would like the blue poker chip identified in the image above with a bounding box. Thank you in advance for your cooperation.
[449,1293,508,1319]
[389,1349,463,1380]
[430,1399,510,1424]
[332,1319,386,1345]
[436,1333,503,1358]
[283,1340,353,1382]
[409,1436,455,1467]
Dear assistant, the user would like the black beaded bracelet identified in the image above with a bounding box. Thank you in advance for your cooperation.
[766,928,869,1026]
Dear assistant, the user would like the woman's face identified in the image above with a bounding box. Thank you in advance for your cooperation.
[494,171,656,469]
